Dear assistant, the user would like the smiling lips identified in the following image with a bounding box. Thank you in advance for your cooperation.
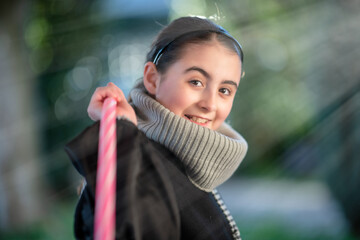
[184,114,211,125]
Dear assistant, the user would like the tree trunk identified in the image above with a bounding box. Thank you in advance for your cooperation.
[0,1,47,229]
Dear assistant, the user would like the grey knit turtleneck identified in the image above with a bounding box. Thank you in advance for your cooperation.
[129,87,248,192]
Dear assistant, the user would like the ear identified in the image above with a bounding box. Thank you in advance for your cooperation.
[143,62,160,95]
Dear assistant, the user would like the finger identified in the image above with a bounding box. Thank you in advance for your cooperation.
[88,83,123,120]
[92,83,122,102]
[107,83,126,102]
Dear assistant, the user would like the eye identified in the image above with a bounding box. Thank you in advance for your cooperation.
[189,80,203,87]
[219,88,231,96]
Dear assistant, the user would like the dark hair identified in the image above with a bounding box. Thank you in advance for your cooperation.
[146,17,244,75]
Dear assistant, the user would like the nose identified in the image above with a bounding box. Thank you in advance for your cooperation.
[198,89,217,112]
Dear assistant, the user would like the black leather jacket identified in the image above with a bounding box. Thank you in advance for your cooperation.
[65,119,236,240]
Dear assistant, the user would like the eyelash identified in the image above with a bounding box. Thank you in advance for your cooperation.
[189,80,232,96]
[219,88,231,96]
[189,80,203,87]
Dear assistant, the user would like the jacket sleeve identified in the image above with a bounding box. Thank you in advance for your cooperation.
[65,119,180,240]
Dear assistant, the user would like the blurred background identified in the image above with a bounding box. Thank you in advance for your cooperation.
[0,0,359,239]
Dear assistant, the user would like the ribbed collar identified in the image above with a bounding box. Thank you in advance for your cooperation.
[129,87,247,192]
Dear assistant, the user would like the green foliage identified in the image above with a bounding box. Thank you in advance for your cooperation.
[0,200,76,240]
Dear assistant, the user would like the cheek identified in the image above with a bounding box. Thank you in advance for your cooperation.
[218,102,233,121]
[161,95,184,112]
[156,85,187,114]
[213,105,232,129]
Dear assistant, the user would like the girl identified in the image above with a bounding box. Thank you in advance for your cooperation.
[66,16,248,240]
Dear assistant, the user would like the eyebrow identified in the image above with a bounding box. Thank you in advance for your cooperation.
[185,66,239,88]
[185,66,210,79]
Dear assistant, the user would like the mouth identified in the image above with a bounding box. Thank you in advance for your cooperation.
[184,114,211,125]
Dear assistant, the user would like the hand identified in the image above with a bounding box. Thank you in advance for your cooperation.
[87,82,137,126]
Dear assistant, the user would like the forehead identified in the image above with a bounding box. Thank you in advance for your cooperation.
[172,42,242,81]
[181,38,241,58]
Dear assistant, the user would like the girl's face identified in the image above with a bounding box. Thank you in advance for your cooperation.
[154,42,242,130]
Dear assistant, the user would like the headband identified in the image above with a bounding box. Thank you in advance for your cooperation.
[152,28,244,65]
